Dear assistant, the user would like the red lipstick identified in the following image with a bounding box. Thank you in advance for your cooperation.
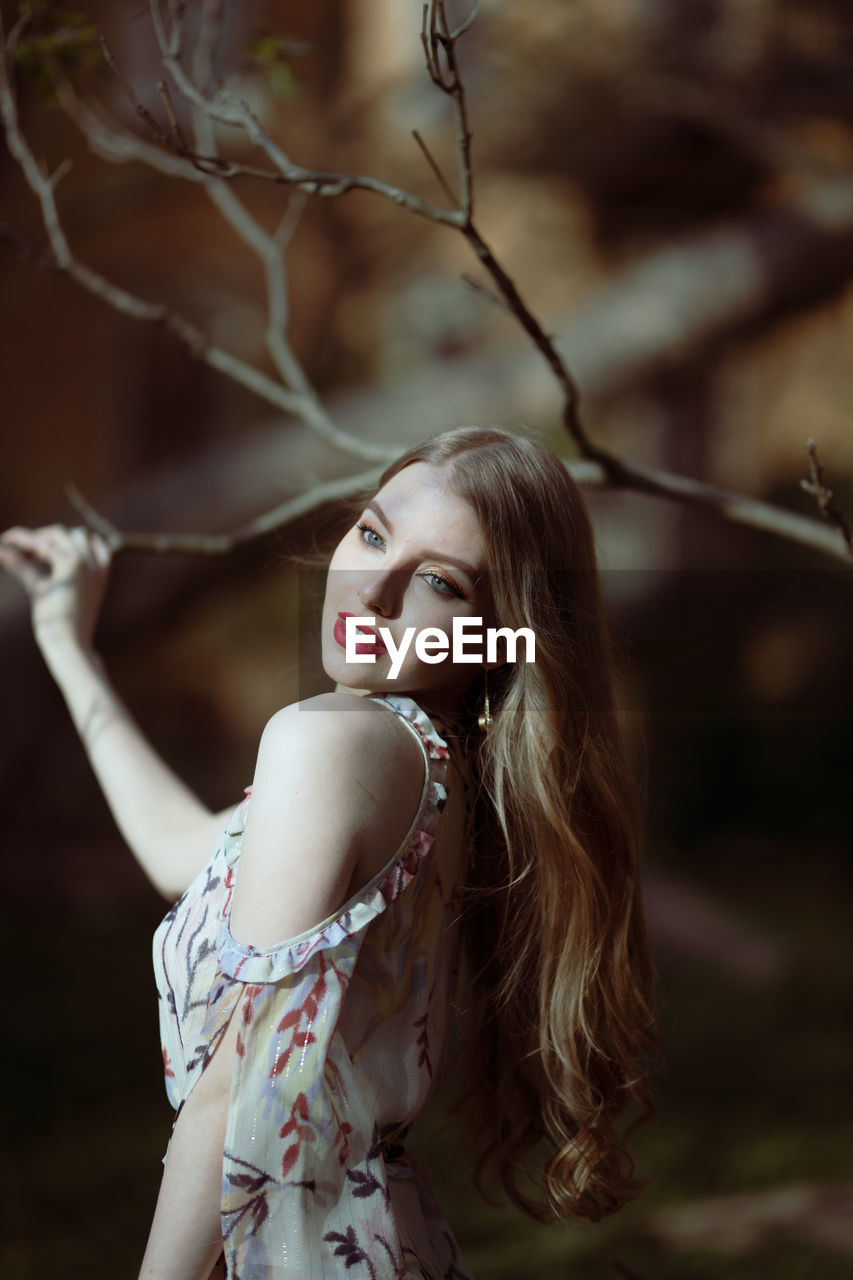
[334,611,387,654]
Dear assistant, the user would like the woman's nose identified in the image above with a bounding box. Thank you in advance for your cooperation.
[357,571,400,617]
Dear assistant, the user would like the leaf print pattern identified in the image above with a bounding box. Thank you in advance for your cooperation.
[279,1091,317,1177]
[324,1226,377,1278]
[222,1155,275,1238]
[413,982,437,1078]
[347,1167,387,1203]
[152,694,476,1280]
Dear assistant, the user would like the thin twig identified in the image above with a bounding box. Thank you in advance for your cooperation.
[421,0,474,218]
[273,192,308,251]
[462,221,594,458]
[65,465,388,555]
[65,484,122,549]
[185,18,337,421]
[149,0,464,223]
[48,157,73,189]
[64,452,853,562]
[800,439,853,552]
[161,0,184,60]
[156,78,192,156]
[418,0,610,465]
[5,9,30,56]
[100,34,172,147]
[412,129,459,208]
[0,22,393,466]
[460,271,511,313]
[192,0,224,91]
[448,0,480,41]
[57,74,206,181]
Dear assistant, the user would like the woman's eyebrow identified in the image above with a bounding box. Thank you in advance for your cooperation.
[367,501,482,582]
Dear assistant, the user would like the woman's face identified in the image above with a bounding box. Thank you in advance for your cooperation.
[321,461,495,718]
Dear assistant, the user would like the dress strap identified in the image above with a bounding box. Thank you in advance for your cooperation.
[365,692,451,764]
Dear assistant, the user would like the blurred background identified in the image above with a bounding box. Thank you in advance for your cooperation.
[1,0,852,1276]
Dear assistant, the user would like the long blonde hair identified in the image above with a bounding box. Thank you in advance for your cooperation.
[368,426,657,1223]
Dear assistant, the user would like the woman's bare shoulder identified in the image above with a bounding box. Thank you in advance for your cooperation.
[241,692,427,910]
[228,693,430,946]
[258,692,425,786]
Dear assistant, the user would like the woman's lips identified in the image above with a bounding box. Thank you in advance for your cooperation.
[334,611,387,654]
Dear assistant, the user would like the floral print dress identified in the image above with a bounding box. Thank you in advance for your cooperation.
[152,693,476,1280]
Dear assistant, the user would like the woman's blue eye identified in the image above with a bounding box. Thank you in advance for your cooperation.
[357,520,384,549]
[356,520,463,598]
[421,571,459,597]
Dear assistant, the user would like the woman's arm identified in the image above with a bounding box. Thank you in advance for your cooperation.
[41,638,233,899]
[0,525,231,899]
[138,1001,241,1280]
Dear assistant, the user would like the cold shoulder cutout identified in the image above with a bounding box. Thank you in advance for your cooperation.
[152,693,475,1280]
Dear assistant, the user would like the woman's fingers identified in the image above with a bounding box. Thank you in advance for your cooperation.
[1,523,114,652]
[1,525,53,554]
[3,525,67,561]
[68,526,97,567]
[0,524,111,593]
[91,532,113,567]
[2,524,102,555]
[0,528,54,589]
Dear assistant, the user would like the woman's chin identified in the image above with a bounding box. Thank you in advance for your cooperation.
[321,650,378,692]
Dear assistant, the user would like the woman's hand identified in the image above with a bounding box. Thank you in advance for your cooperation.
[0,524,222,900]
[0,524,113,654]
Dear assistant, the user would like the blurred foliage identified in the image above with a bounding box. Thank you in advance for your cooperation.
[246,32,308,103]
[480,0,853,250]
[10,3,99,104]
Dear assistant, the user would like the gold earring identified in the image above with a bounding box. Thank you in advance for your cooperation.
[478,667,493,732]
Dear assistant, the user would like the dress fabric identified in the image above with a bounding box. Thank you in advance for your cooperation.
[152,693,476,1280]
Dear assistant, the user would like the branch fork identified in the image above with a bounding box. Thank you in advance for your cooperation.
[1,1,850,563]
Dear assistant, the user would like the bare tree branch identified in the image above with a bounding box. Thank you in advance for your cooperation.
[192,0,224,92]
[272,190,308,251]
[460,271,511,313]
[156,76,193,156]
[64,451,853,564]
[66,463,386,556]
[64,1,602,476]
[2,1,851,568]
[98,33,178,153]
[411,129,459,209]
[800,440,853,552]
[57,75,206,181]
[415,2,608,467]
[184,2,331,416]
[139,0,853,563]
[422,0,475,218]
[0,13,394,466]
[147,0,464,222]
[596,456,852,562]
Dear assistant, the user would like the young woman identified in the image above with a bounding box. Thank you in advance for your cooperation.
[0,425,656,1280]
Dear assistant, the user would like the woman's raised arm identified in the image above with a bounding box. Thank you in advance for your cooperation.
[0,525,231,900]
